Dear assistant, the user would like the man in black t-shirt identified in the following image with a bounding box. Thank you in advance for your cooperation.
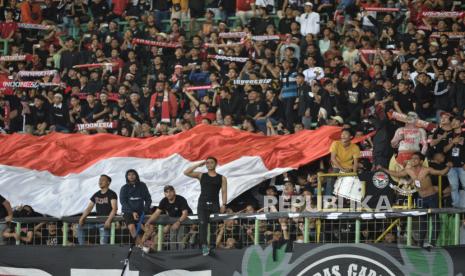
[444,117,465,207]
[77,175,118,245]
[144,185,191,250]
[394,80,415,114]
[0,194,13,245]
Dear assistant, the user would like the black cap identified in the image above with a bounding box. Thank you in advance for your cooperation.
[164,185,174,192]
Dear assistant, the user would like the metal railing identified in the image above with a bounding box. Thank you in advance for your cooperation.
[2,209,464,250]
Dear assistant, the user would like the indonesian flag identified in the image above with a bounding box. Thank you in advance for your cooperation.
[0,125,352,217]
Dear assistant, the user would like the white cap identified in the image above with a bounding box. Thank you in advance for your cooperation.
[304,2,313,6]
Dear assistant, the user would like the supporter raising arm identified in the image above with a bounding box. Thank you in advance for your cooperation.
[184,157,227,256]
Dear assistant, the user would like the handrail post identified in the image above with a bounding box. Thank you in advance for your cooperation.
[316,219,321,243]
[438,176,442,208]
[407,195,413,246]
[428,215,433,244]
[157,224,163,251]
[63,222,68,246]
[454,213,460,245]
[110,222,115,245]
[15,222,21,245]
[207,223,211,246]
[317,173,322,211]
[254,219,259,245]
[355,219,361,243]
[407,217,412,246]
[304,217,309,243]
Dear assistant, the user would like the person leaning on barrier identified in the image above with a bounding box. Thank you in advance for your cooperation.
[0,194,14,245]
[143,185,192,251]
[77,174,118,245]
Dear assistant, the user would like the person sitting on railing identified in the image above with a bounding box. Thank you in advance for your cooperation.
[380,152,451,247]
[120,169,152,245]
[325,128,360,199]
[143,185,191,251]
[77,174,118,245]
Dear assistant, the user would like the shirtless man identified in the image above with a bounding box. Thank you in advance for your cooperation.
[381,152,450,247]
[381,152,450,208]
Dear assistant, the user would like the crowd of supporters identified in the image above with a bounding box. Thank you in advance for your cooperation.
[1,0,465,248]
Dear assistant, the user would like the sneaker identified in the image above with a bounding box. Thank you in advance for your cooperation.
[422,242,433,249]
[201,245,210,256]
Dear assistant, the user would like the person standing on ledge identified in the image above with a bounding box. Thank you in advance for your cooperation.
[184,157,227,256]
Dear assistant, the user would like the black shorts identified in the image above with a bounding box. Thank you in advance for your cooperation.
[123,213,139,226]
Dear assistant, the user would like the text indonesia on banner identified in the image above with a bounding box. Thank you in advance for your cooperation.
[0,125,358,217]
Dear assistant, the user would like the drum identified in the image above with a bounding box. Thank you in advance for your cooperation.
[333,176,363,202]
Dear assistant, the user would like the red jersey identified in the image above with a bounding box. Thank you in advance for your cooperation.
[236,0,254,11]
[0,22,18,39]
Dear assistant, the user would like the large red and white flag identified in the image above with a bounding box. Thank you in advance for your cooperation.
[0,125,344,217]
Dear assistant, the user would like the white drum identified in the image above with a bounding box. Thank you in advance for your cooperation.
[333,176,363,202]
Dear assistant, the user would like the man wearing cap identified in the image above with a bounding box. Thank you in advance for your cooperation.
[329,115,344,126]
[296,2,320,36]
[144,186,192,250]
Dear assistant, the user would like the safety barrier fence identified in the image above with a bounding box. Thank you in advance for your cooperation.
[1,208,464,250]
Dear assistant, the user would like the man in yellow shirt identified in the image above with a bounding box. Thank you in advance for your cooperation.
[325,129,360,196]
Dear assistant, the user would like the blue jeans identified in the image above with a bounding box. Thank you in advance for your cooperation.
[447,167,465,207]
[77,223,109,245]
